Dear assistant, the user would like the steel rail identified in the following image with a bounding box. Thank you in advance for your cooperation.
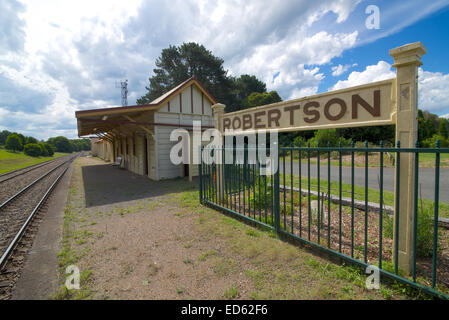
[0,155,75,210]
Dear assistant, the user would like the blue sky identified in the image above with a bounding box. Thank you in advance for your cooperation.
[1,0,449,140]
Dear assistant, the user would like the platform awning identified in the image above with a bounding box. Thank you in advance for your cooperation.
[75,77,217,137]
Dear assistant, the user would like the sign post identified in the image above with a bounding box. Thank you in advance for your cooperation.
[390,42,426,274]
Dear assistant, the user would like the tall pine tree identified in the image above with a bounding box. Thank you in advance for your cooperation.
[137,42,233,107]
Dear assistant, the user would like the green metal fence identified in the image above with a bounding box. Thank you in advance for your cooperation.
[199,141,449,299]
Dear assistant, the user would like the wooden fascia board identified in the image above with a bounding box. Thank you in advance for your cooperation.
[75,104,160,118]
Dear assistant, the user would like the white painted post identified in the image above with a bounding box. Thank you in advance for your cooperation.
[211,103,225,204]
[390,42,426,274]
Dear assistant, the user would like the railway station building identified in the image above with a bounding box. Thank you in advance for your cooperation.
[75,77,216,181]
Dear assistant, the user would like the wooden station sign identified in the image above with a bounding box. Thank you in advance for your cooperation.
[222,78,395,134]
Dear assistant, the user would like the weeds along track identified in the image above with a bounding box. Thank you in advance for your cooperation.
[0,154,74,204]
[0,153,78,299]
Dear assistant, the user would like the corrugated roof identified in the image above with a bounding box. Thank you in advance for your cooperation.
[75,76,217,118]
[75,77,217,136]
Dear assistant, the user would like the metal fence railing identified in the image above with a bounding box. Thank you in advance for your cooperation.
[199,141,449,299]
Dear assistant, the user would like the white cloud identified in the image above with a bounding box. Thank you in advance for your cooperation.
[231,30,357,99]
[331,60,395,90]
[331,64,350,76]
[418,68,449,115]
[0,0,26,53]
[330,61,449,115]
[0,0,142,139]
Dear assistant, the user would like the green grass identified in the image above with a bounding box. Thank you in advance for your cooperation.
[418,152,449,167]
[0,149,68,174]
[279,173,449,218]
[184,189,409,299]
[223,285,239,299]
[283,152,449,168]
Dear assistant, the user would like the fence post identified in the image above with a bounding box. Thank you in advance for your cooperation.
[390,42,426,274]
[211,103,225,204]
[199,145,203,203]
[273,141,281,232]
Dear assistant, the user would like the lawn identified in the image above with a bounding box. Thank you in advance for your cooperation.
[282,152,449,168]
[0,148,67,174]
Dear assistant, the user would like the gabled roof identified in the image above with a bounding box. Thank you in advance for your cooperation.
[75,76,217,118]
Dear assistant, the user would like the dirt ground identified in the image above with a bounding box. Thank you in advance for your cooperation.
[53,156,406,300]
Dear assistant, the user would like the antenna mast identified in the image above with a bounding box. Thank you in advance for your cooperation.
[116,79,128,106]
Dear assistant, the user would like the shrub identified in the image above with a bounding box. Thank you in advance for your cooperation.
[39,143,49,156]
[421,134,449,148]
[301,129,352,157]
[293,136,306,147]
[354,141,380,156]
[383,204,437,258]
[307,129,352,148]
[247,175,273,210]
[416,204,437,258]
[25,136,38,145]
[43,143,55,156]
[24,143,43,157]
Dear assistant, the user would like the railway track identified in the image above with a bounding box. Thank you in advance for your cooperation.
[0,154,74,205]
[0,157,61,184]
[0,153,79,299]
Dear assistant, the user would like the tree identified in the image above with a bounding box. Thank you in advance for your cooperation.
[24,143,43,157]
[5,134,22,152]
[246,91,282,108]
[47,136,73,153]
[137,42,234,108]
[0,130,11,145]
[438,118,448,139]
[70,141,80,152]
[70,139,91,151]
[228,75,267,112]
[15,133,25,146]
[339,125,395,145]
